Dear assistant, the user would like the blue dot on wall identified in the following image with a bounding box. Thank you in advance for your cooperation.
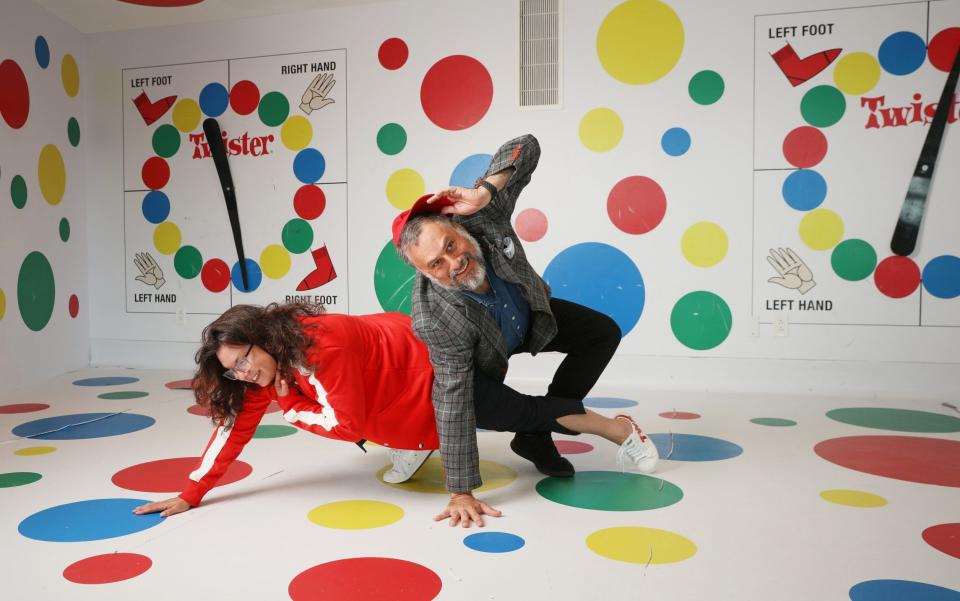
[231,259,263,292]
[661,127,691,156]
[12,413,155,440]
[782,169,827,211]
[922,255,960,299]
[35,36,50,69]
[18,498,164,542]
[199,82,229,117]
[584,397,639,409]
[878,32,927,76]
[449,153,492,187]
[293,148,326,184]
[647,433,743,461]
[544,243,644,336]
[464,532,526,553]
[73,376,140,386]
[850,579,960,601]
[142,191,170,224]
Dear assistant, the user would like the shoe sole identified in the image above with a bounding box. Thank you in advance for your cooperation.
[510,440,574,478]
[383,450,434,484]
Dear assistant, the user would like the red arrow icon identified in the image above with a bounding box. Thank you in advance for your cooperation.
[132,90,177,126]
[771,42,842,87]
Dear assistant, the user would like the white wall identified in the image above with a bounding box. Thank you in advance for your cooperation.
[0,0,88,389]
[14,0,960,397]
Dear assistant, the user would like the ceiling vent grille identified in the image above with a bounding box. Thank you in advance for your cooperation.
[519,0,561,109]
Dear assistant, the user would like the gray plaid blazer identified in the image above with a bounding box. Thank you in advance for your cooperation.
[410,134,557,493]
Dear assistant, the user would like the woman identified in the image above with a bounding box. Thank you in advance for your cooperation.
[134,302,657,519]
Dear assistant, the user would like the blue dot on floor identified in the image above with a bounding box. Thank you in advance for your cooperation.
[661,127,691,156]
[464,532,525,553]
[544,242,645,336]
[449,153,492,188]
[922,255,960,299]
[878,32,927,76]
[73,376,140,386]
[850,579,960,601]
[13,413,155,440]
[648,433,743,461]
[18,498,164,542]
[583,397,639,409]
[782,169,827,211]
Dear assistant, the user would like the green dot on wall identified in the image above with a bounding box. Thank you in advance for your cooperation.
[282,218,314,254]
[11,175,27,209]
[670,291,732,350]
[18,251,56,332]
[67,117,81,147]
[688,70,725,105]
[59,218,70,242]
[152,124,181,158]
[377,123,407,155]
[801,85,846,127]
[259,91,290,127]
[174,245,203,279]
[374,239,416,315]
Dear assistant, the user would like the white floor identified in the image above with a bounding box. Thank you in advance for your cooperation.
[1,367,958,600]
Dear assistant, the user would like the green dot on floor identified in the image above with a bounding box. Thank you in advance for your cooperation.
[536,471,682,511]
[254,425,297,439]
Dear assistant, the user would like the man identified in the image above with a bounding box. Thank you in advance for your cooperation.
[392,134,656,528]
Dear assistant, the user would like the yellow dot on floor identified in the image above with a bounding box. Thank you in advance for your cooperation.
[15,446,57,456]
[307,500,403,529]
[596,0,685,85]
[820,489,887,508]
[587,526,697,564]
[377,457,516,494]
[579,108,623,152]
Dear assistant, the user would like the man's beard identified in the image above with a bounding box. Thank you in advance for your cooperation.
[429,228,487,292]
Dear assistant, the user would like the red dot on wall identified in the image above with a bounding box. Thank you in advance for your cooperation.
[874,255,921,298]
[230,80,260,116]
[0,59,30,129]
[607,176,667,235]
[421,55,493,131]
[928,27,960,72]
[142,157,170,190]
[515,208,548,242]
[782,126,827,168]
[294,185,326,220]
[201,258,231,292]
[68,294,79,318]
[379,38,409,70]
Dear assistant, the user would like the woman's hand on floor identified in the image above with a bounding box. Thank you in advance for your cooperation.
[133,497,190,517]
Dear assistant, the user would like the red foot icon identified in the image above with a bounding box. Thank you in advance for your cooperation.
[132,90,177,126]
[297,245,337,291]
[771,43,842,86]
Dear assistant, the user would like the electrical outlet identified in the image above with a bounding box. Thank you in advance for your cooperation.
[774,318,788,337]
[175,308,186,324]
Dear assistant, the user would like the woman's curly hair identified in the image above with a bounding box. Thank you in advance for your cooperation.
[192,302,325,425]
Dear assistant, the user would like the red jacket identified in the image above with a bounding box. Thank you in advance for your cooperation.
[179,312,437,506]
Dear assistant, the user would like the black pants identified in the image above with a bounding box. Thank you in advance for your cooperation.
[473,298,621,435]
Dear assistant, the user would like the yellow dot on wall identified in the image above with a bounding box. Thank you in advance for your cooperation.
[820,489,887,508]
[0,288,6,320]
[153,222,182,255]
[799,208,844,250]
[833,52,881,96]
[596,0,685,85]
[681,222,728,267]
[260,244,291,279]
[386,168,425,210]
[61,54,80,97]
[587,526,697,564]
[172,99,201,133]
[307,500,403,529]
[378,457,516,494]
[38,144,66,206]
[281,115,313,151]
[579,108,624,152]
[15,446,57,456]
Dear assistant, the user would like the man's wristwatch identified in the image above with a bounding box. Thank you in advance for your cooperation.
[474,178,498,199]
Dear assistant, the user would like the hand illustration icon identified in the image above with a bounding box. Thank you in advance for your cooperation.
[300,72,336,115]
[766,247,815,294]
[134,252,166,290]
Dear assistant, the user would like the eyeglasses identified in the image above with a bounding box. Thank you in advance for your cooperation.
[223,344,253,381]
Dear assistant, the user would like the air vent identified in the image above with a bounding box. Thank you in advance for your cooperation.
[519,0,561,108]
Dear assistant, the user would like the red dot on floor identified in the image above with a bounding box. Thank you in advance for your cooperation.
[815,435,960,487]
[294,184,326,220]
[421,55,492,131]
[782,126,827,168]
[68,294,79,318]
[660,411,701,420]
[201,258,231,292]
[923,523,960,559]
[187,403,212,417]
[928,27,960,72]
[230,80,260,116]
[555,440,594,455]
[141,157,170,190]
[607,175,667,235]
[63,553,152,584]
[874,255,921,298]
[379,38,409,70]
[289,557,442,601]
[112,457,252,493]
[515,208,548,242]
[0,59,30,129]
[165,379,193,390]
[0,403,50,414]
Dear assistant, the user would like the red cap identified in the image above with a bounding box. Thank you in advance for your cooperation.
[391,193,455,248]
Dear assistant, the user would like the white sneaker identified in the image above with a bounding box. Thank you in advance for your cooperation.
[615,414,658,474]
[383,449,434,484]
